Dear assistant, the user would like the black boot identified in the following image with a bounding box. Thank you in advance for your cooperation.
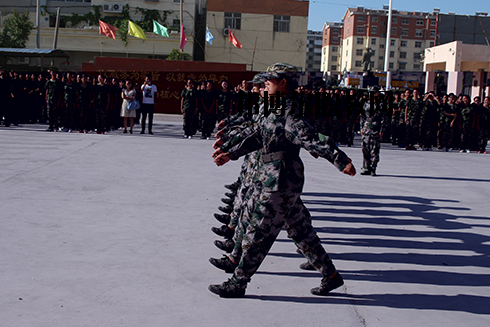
[209,255,238,273]
[221,197,234,206]
[224,181,240,191]
[211,225,234,239]
[218,205,233,214]
[224,192,236,198]
[310,271,344,296]
[214,213,231,225]
[299,262,316,271]
[208,278,246,298]
[214,239,235,253]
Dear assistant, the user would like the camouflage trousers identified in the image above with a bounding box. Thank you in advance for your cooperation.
[361,134,380,172]
[438,123,454,149]
[405,121,420,146]
[230,189,336,286]
[478,129,490,152]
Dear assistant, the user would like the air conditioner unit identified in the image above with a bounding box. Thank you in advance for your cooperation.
[103,3,123,13]
[223,28,229,36]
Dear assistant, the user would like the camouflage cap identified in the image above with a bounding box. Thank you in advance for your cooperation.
[247,73,266,84]
[257,62,301,83]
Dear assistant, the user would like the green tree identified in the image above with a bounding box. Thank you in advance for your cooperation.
[0,10,34,48]
[167,48,191,61]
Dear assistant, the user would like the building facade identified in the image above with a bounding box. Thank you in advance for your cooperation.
[306,30,322,72]
[0,0,196,70]
[320,22,343,80]
[204,0,309,71]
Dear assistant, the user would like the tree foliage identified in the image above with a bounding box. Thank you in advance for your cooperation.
[167,48,191,61]
[0,10,34,48]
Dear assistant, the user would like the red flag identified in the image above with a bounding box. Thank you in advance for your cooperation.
[228,27,242,49]
[99,20,117,40]
[180,25,187,50]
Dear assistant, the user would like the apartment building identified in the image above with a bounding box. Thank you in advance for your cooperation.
[320,22,343,80]
[306,30,322,71]
[204,0,309,71]
[339,6,436,73]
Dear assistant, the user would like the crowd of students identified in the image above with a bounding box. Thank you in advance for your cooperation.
[1,69,489,154]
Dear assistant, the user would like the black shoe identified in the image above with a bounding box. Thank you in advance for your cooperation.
[214,213,231,225]
[299,262,316,271]
[218,205,233,214]
[208,279,246,298]
[209,255,238,273]
[148,131,153,135]
[371,170,376,176]
[214,239,235,253]
[221,197,234,206]
[46,127,54,132]
[224,192,236,198]
[211,225,234,239]
[224,181,240,191]
[140,130,145,134]
[310,272,344,296]
[360,170,371,175]
[296,248,303,255]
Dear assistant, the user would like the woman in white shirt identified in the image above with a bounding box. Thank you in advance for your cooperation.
[121,79,136,134]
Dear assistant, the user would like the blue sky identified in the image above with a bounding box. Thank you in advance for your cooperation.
[307,0,489,31]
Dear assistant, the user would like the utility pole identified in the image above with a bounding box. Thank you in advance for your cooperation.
[383,0,393,90]
[36,0,40,49]
[53,7,60,49]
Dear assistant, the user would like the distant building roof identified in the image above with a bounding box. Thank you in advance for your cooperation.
[0,48,69,58]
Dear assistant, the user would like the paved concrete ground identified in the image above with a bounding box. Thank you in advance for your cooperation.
[1,114,490,327]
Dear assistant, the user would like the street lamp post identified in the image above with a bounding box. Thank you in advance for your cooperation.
[384,0,393,89]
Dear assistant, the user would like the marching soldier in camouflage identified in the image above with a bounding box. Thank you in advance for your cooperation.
[359,86,386,176]
[405,89,422,150]
[208,63,356,298]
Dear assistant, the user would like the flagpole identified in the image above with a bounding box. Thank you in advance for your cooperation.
[180,0,183,52]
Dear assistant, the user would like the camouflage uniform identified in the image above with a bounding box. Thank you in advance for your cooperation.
[478,105,490,152]
[220,97,350,289]
[405,97,422,148]
[439,103,458,150]
[181,87,198,136]
[359,95,385,174]
[420,99,440,149]
[460,104,478,151]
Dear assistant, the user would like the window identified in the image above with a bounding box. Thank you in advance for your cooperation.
[332,37,339,43]
[399,63,406,70]
[413,64,421,69]
[401,29,408,36]
[430,30,435,37]
[380,44,385,49]
[357,26,365,33]
[371,38,377,45]
[355,60,362,67]
[331,55,337,61]
[172,19,180,28]
[390,39,396,46]
[390,51,395,58]
[400,40,407,47]
[430,41,434,47]
[392,17,397,23]
[415,41,422,48]
[357,37,364,45]
[371,50,375,56]
[431,20,436,26]
[347,39,349,45]
[371,26,377,34]
[413,52,421,60]
[333,28,339,34]
[391,27,397,35]
[308,55,313,60]
[379,56,383,60]
[389,62,394,69]
[332,46,338,52]
[415,30,423,37]
[400,52,407,59]
[346,50,348,56]
[274,15,290,32]
[416,19,424,26]
[372,16,378,22]
[347,27,350,35]
[224,12,241,30]
[331,65,337,71]
[402,18,409,25]
[381,21,386,26]
[358,15,365,22]
[356,49,363,56]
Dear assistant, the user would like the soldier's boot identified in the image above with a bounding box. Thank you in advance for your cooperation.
[310,271,344,296]
[208,278,246,298]
[224,191,236,198]
[214,239,235,253]
[360,169,371,175]
[370,170,377,176]
[218,205,233,214]
[209,255,238,273]
[211,224,235,239]
[299,261,316,271]
[214,213,231,225]
[224,181,240,191]
[221,197,234,206]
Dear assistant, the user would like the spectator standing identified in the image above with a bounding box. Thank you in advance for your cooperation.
[140,74,157,134]
[120,79,136,134]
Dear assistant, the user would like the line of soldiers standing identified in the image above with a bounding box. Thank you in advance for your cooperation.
[0,70,136,134]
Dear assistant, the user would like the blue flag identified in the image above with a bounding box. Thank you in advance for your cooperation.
[206,26,214,45]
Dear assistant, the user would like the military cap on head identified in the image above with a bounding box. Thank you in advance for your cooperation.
[247,73,266,85]
[257,62,301,91]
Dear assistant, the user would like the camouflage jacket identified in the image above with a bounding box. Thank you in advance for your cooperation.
[359,97,386,137]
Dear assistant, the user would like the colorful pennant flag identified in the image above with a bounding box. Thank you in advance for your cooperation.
[128,20,146,40]
[228,27,242,49]
[99,20,117,40]
[206,25,214,45]
[180,25,187,50]
[153,20,170,38]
